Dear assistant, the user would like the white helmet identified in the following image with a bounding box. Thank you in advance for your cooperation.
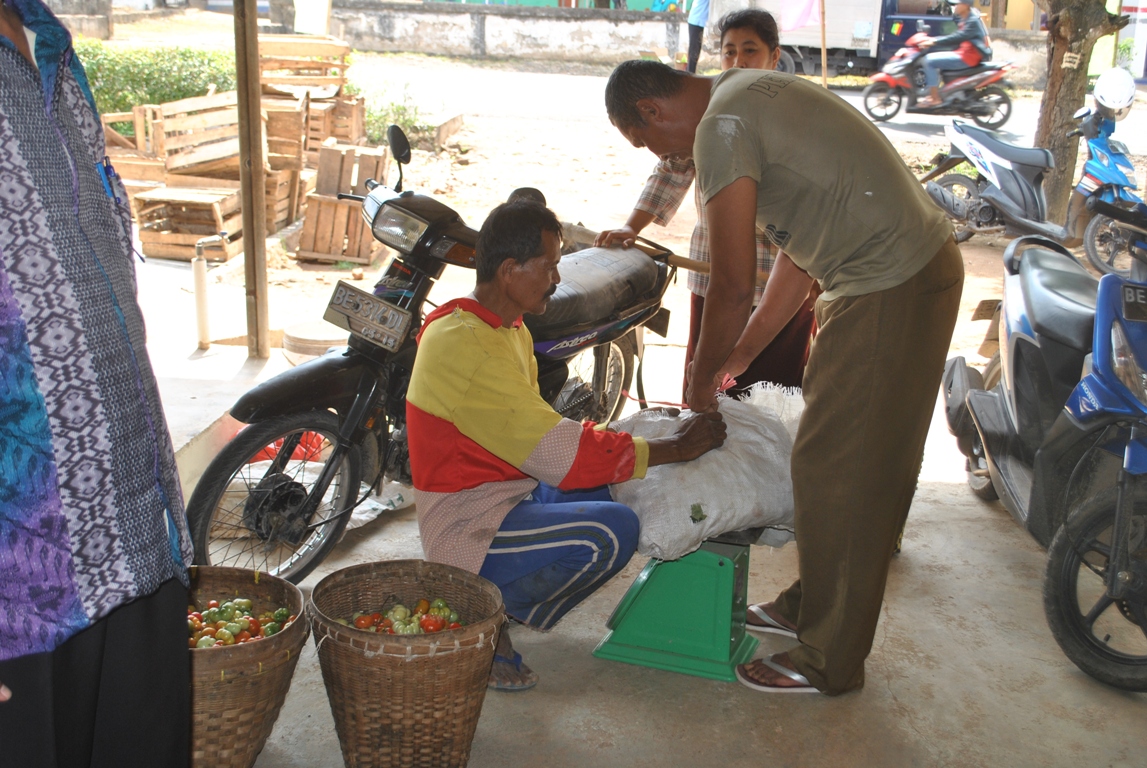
[1093,67,1136,122]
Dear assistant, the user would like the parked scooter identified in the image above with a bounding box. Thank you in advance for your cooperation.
[923,67,1141,272]
[861,32,1014,128]
[186,126,675,583]
[942,198,1147,690]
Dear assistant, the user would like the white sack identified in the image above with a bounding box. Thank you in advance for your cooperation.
[610,385,804,560]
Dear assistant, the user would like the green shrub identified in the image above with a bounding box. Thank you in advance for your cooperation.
[74,39,237,119]
[364,89,435,149]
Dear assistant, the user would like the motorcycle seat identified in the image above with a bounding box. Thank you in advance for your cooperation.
[955,121,1054,169]
[1019,247,1098,352]
[523,246,664,339]
[941,65,991,79]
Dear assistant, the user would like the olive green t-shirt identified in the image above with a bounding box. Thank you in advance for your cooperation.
[694,69,952,301]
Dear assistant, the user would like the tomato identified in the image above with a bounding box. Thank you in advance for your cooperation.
[273,607,291,623]
[201,626,217,638]
[448,622,462,630]
[207,600,219,609]
[263,622,281,636]
[188,638,198,648]
[414,599,430,616]
[215,628,235,645]
[420,615,446,633]
[430,598,449,611]
[236,631,252,642]
[189,612,202,622]
[196,636,217,648]
[247,616,260,634]
[353,614,373,629]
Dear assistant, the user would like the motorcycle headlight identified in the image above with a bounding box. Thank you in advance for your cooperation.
[1111,320,1147,404]
[372,204,428,254]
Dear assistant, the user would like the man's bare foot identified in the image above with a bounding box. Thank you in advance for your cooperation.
[746,602,797,637]
[488,628,538,692]
[735,653,820,693]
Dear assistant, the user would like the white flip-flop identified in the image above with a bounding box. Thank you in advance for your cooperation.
[745,604,797,639]
[735,657,820,694]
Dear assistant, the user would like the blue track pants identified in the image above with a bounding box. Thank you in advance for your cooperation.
[478,484,639,630]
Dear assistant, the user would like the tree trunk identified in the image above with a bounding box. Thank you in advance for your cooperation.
[1035,1,1128,222]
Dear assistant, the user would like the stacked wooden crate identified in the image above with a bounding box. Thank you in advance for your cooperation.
[132,180,244,262]
[297,143,389,264]
[263,96,308,234]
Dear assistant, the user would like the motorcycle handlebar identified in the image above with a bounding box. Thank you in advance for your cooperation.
[1087,197,1147,233]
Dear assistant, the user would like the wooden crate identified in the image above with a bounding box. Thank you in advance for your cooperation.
[258,35,350,94]
[303,96,367,166]
[132,186,244,262]
[314,143,389,197]
[296,194,377,264]
[154,91,243,177]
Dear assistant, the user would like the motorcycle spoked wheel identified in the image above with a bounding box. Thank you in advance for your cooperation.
[1044,487,1147,691]
[188,410,362,584]
[970,86,1012,129]
[554,332,637,424]
[861,82,903,122]
[1084,213,1136,278]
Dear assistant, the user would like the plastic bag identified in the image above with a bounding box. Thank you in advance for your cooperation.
[610,385,803,560]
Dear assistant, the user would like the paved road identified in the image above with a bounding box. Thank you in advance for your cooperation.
[834,86,1147,156]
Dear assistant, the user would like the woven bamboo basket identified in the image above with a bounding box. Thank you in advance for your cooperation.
[308,560,505,768]
[188,566,309,768]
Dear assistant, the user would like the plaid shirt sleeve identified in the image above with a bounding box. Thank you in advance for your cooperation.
[634,158,696,226]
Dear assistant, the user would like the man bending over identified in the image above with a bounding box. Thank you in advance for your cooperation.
[406,200,727,691]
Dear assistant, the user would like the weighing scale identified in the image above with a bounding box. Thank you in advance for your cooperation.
[593,529,762,682]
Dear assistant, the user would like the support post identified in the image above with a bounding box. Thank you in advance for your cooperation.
[819,0,827,88]
[234,0,270,358]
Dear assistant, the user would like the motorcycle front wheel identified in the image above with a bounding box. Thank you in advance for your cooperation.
[862,82,902,122]
[554,332,637,424]
[1044,488,1147,691]
[188,410,362,584]
[1084,213,1136,278]
[970,86,1012,129]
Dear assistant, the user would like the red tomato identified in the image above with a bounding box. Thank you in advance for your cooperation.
[247,617,260,634]
[237,630,252,642]
[188,638,198,649]
[288,615,297,624]
[207,600,220,609]
[353,614,373,629]
[370,612,383,626]
[448,622,462,630]
[420,615,446,633]
[381,617,393,629]
[190,612,202,621]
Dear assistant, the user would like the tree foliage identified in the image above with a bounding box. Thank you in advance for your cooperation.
[1034,0,1129,221]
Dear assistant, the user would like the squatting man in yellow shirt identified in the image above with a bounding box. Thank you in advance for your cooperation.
[404,200,727,690]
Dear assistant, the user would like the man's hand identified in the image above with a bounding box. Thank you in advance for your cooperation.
[647,411,727,466]
[1,682,10,702]
[594,225,640,248]
[685,370,721,415]
[918,37,935,49]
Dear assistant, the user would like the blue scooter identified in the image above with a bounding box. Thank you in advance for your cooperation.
[943,199,1147,691]
[922,68,1141,276]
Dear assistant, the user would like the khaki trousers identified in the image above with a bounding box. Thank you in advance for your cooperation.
[774,237,964,695]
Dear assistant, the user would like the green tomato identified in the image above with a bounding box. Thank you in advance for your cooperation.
[224,622,243,637]
[448,610,459,624]
[188,619,197,636]
[196,636,217,648]
[215,628,235,645]
[388,604,410,621]
[273,607,291,623]
[430,598,449,611]
[202,608,218,624]
[233,598,253,611]
[334,618,350,626]
[264,622,281,637]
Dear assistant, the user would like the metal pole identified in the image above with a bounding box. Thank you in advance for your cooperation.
[819,0,828,88]
[234,0,270,358]
[193,236,222,350]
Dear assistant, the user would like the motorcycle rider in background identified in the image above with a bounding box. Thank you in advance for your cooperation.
[917,0,992,107]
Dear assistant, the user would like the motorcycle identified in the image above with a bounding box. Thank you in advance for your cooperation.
[922,66,1141,271]
[942,198,1147,690]
[186,126,675,583]
[861,32,1014,129]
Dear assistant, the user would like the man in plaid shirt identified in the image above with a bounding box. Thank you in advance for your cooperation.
[596,10,816,397]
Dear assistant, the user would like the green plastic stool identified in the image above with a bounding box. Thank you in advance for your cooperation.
[592,532,759,682]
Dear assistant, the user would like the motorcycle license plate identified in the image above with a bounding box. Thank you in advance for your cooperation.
[323,281,412,351]
[1122,284,1147,323]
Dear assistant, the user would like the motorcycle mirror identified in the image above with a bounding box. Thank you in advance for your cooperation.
[386,125,411,193]
[1072,106,1091,120]
[387,125,412,165]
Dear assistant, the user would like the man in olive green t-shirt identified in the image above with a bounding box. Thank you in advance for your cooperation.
[605,61,964,695]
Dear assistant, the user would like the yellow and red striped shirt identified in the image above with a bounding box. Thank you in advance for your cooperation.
[407,298,649,573]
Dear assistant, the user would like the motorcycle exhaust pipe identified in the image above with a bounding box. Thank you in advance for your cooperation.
[926,181,970,221]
